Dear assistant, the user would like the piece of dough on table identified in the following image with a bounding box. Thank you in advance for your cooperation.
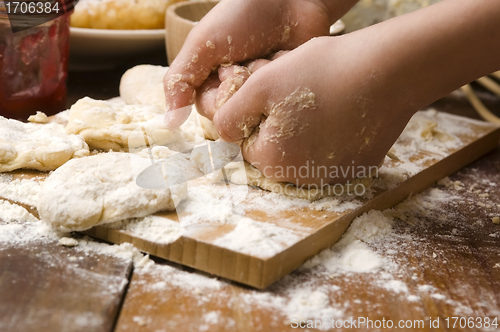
[0,116,89,172]
[38,151,194,232]
[119,64,220,140]
[65,97,205,152]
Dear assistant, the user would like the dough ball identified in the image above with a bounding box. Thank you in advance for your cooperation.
[120,65,169,109]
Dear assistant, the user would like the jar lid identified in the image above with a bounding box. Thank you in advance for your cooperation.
[0,0,77,32]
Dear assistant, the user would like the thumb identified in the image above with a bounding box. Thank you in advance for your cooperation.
[213,77,268,142]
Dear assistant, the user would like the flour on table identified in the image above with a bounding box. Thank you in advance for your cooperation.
[108,215,184,245]
[0,175,41,206]
[302,210,394,273]
[0,116,89,172]
[0,199,57,245]
[38,152,188,232]
[213,217,305,259]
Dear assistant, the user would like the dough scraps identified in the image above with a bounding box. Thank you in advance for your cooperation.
[38,151,195,232]
[0,116,89,172]
[65,97,205,152]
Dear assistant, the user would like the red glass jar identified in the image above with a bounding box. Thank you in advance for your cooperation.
[0,1,73,121]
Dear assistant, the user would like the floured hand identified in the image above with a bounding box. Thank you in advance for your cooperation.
[213,37,412,187]
[163,0,357,128]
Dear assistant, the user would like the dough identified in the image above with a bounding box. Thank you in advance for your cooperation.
[119,64,220,140]
[38,151,192,232]
[0,116,89,172]
[198,114,220,141]
[65,97,205,152]
[70,0,184,29]
[120,65,169,109]
[27,111,49,124]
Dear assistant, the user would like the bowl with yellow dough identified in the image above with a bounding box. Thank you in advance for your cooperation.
[69,0,185,70]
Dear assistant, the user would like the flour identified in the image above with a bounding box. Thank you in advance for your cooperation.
[0,175,41,206]
[301,210,394,273]
[109,216,183,245]
[0,199,39,224]
[213,217,304,258]
[0,177,493,328]
[0,200,57,245]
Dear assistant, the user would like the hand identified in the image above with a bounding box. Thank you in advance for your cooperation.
[163,0,357,128]
[212,0,500,187]
[213,37,412,187]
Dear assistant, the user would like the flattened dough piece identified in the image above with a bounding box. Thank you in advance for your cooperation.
[119,64,220,140]
[66,97,205,151]
[0,116,89,172]
[39,152,188,232]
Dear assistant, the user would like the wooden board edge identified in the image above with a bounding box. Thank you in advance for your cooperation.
[257,126,500,288]
[84,127,500,289]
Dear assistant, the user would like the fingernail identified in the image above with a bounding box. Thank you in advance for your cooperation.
[164,105,193,129]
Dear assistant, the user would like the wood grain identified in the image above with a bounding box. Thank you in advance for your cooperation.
[114,148,500,332]
[0,238,132,332]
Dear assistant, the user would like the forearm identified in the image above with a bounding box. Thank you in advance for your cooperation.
[336,0,500,119]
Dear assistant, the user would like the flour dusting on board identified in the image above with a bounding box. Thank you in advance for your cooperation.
[0,175,41,206]
[1,107,499,330]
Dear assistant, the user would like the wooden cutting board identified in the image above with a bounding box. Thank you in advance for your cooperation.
[3,111,500,289]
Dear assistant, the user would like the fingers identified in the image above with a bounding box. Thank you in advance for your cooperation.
[163,0,291,128]
[244,59,271,73]
[163,29,221,127]
[213,74,268,142]
[215,65,251,112]
[195,73,220,119]
[195,65,251,120]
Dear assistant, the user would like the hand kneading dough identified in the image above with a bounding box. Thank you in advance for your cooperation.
[119,64,220,140]
[39,152,188,232]
[65,97,205,152]
[0,116,89,172]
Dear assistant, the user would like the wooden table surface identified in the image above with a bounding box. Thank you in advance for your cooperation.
[1,51,500,331]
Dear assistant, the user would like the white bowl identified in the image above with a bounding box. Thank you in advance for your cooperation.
[69,27,166,70]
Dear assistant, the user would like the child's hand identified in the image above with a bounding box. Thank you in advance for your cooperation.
[212,37,410,186]
[163,0,355,128]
